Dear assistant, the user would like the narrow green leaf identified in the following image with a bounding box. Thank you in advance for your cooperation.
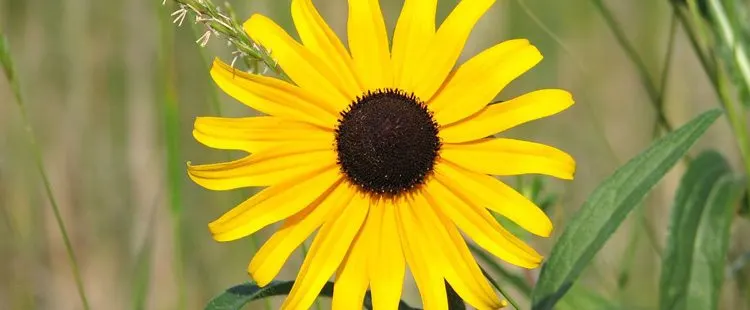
[205,281,298,310]
[659,151,732,310]
[0,34,15,83]
[531,109,722,310]
[657,151,744,310]
[688,174,745,310]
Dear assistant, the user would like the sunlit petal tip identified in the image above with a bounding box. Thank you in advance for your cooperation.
[248,265,274,287]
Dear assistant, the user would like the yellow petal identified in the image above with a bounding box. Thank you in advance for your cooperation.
[188,142,336,190]
[193,116,334,153]
[392,0,437,90]
[210,59,338,128]
[208,167,341,242]
[291,0,363,98]
[248,182,355,286]
[409,0,496,101]
[436,162,553,237]
[332,201,375,310]
[396,199,448,310]
[440,89,574,143]
[441,138,575,180]
[412,194,503,309]
[244,14,351,110]
[347,0,392,89]
[282,193,370,310]
[368,201,406,309]
[430,40,543,125]
[423,178,543,268]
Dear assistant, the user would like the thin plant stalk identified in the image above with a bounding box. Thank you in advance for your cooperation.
[704,0,750,208]
[653,13,678,138]
[157,3,187,308]
[512,0,625,167]
[670,2,750,210]
[589,0,675,133]
[480,265,521,309]
[0,35,91,310]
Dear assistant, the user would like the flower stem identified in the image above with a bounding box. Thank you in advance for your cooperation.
[0,35,91,310]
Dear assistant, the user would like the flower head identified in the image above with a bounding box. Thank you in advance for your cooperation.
[188,0,575,309]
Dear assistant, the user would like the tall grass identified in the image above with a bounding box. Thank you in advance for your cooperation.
[1,34,90,310]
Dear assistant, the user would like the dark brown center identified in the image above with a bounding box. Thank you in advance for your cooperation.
[335,89,441,197]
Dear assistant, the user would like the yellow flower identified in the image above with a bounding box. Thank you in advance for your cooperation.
[188,0,575,309]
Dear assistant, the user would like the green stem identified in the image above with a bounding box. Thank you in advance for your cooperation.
[717,73,750,208]
[706,0,750,97]
[479,265,521,309]
[589,0,675,132]
[470,243,532,297]
[704,0,750,210]
[671,3,750,210]
[157,3,186,308]
[653,13,678,138]
[0,35,91,310]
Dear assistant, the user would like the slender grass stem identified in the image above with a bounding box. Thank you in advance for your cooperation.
[512,0,625,167]
[479,265,521,309]
[157,3,187,308]
[470,243,532,297]
[513,0,585,71]
[589,0,675,133]
[653,13,678,138]
[0,35,91,310]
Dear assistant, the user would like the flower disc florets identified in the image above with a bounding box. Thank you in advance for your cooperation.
[335,89,441,197]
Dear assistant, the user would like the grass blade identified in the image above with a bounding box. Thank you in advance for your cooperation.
[1,33,91,310]
[531,109,722,310]
[589,0,674,132]
[1,34,91,310]
[206,281,421,310]
[156,2,186,308]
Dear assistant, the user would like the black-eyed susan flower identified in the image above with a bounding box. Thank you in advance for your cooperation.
[188,0,575,308]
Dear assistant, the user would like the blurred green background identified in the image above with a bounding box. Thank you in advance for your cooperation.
[1,0,749,309]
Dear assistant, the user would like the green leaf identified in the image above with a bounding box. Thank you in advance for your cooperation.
[531,109,722,310]
[557,284,620,310]
[206,281,422,310]
[659,151,731,310]
[205,281,302,310]
[659,151,743,310]
[688,174,745,310]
